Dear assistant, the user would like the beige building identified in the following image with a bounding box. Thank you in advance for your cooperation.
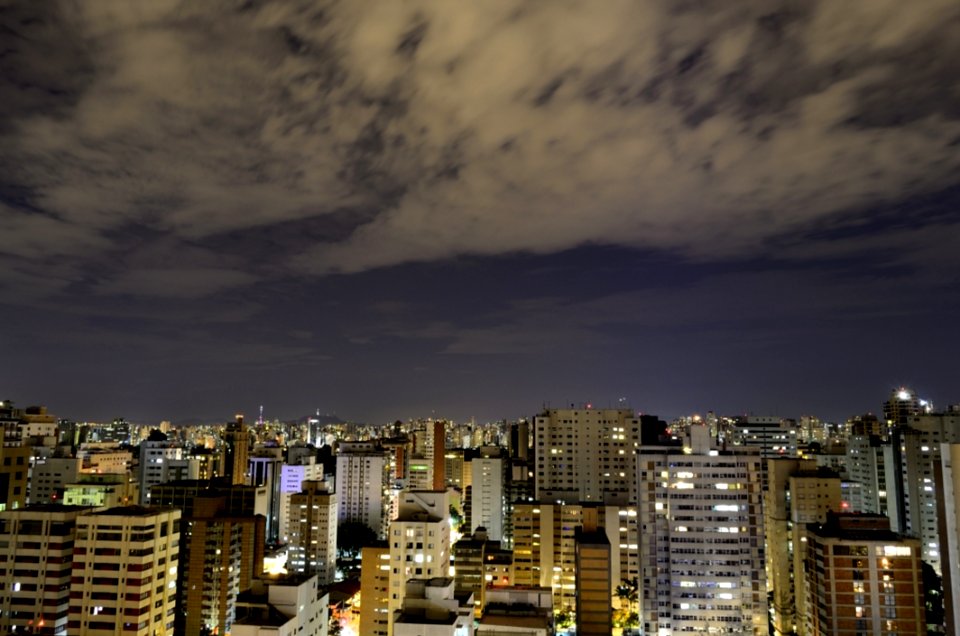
[359,544,392,636]
[63,473,138,508]
[69,506,180,635]
[766,459,842,636]
[511,501,638,612]
[0,443,30,511]
[388,491,452,633]
[288,480,338,584]
[534,408,640,505]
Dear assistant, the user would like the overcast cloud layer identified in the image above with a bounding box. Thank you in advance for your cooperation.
[1,0,958,422]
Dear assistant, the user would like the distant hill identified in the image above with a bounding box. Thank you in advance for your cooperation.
[296,413,348,425]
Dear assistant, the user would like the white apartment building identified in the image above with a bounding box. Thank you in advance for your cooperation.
[938,442,960,634]
[534,408,640,505]
[637,426,767,636]
[470,454,505,541]
[138,441,185,504]
[388,491,451,633]
[69,505,180,635]
[846,433,894,516]
[393,578,474,636]
[890,412,960,575]
[233,573,329,636]
[335,442,388,537]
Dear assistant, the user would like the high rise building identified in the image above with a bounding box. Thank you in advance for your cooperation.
[533,407,641,505]
[846,433,894,516]
[69,506,180,635]
[452,528,503,616]
[730,415,798,489]
[335,441,388,537]
[470,447,506,541]
[883,387,930,431]
[233,573,329,636]
[803,513,925,636]
[279,458,324,542]
[765,460,842,636]
[427,420,447,491]
[637,426,767,636]
[444,448,466,490]
[0,504,93,634]
[248,450,283,543]
[149,480,266,635]
[574,508,612,636]
[392,577,474,636]
[511,502,639,612]
[888,411,960,575]
[138,439,184,504]
[288,480,338,584]
[223,414,251,486]
[359,544,392,636]
[477,586,554,636]
[180,494,267,635]
[937,442,960,634]
[388,490,452,633]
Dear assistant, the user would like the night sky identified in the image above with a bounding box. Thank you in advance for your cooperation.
[2,1,958,424]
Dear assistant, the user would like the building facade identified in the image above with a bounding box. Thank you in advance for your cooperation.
[288,480,338,584]
[534,407,641,505]
[68,506,180,635]
[637,427,767,635]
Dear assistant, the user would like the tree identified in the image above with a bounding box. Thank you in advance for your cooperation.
[615,577,639,608]
[328,607,343,636]
[555,608,574,630]
[922,561,945,634]
[336,521,378,561]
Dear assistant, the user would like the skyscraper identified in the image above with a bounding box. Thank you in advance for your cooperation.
[149,480,266,635]
[575,509,612,636]
[637,426,767,635]
[534,407,640,505]
[223,414,251,486]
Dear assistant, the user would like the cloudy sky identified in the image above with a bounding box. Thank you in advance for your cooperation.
[2,0,958,424]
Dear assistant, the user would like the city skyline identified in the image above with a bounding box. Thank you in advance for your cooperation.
[2,2,958,424]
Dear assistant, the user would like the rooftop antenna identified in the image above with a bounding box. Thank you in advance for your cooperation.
[258,404,264,427]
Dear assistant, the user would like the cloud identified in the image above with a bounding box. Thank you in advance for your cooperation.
[95,267,259,299]
[1,0,958,298]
